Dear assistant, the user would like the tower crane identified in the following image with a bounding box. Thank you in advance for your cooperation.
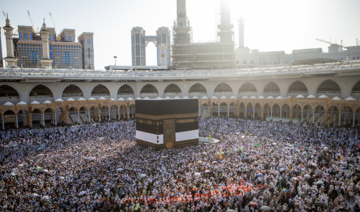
[316,38,349,50]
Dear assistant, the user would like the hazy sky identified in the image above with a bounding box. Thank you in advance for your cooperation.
[1,0,359,70]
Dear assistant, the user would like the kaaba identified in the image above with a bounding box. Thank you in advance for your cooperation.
[135,99,199,149]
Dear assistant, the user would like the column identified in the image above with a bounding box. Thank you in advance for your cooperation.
[78,111,80,123]
[301,110,303,122]
[253,108,255,119]
[108,109,111,120]
[271,108,273,119]
[1,116,4,130]
[245,107,247,118]
[3,15,18,67]
[118,109,121,120]
[261,107,264,120]
[344,110,346,125]
[208,105,211,117]
[27,113,33,128]
[339,112,341,126]
[227,106,229,117]
[42,113,45,126]
[218,106,220,117]
[54,113,57,126]
[289,107,293,122]
[280,109,282,120]
[353,113,356,127]
[15,115,18,128]
[127,108,130,119]
[236,105,240,117]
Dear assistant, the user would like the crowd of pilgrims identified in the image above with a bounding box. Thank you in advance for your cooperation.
[0,118,360,212]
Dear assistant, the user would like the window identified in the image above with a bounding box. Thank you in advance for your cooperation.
[69,37,72,41]
[19,32,22,40]
[87,39,90,45]
[24,33,28,40]
[65,35,67,41]
[30,33,32,40]
[73,36,75,42]
[52,34,55,41]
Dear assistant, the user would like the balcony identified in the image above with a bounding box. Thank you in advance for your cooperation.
[29,96,54,103]
[189,92,207,98]
[164,92,182,98]
[0,96,20,105]
[214,92,233,98]
[117,94,135,99]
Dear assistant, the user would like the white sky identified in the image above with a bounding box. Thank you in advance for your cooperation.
[1,0,359,70]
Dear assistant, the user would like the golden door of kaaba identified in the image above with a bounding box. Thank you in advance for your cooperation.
[163,119,175,148]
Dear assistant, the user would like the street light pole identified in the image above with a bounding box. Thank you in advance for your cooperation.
[114,56,117,66]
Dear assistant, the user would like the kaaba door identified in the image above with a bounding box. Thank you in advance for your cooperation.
[163,119,175,148]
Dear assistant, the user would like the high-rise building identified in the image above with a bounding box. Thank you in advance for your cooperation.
[78,32,94,70]
[172,0,235,69]
[0,27,3,68]
[156,27,171,66]
[131,27,146,66]
[3,17,93,69]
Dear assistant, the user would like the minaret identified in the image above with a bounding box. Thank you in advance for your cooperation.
[173,0,191,45]
[3,14,18,67]
[238,16,245,48]
[217,0,234,43]
[39,19,53,69]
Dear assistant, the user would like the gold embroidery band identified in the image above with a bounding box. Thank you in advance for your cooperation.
[177,119,195,124]
[135,112,198,120]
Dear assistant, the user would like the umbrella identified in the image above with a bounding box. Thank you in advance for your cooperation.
[36,167,41,170]
[41,196,50,201]
[140,174,146,177]
[261,206,271,211]
[37,154,44,157]
[256,173,263,177]
[10,173,16,176]
[212,161,217,164]
[58,176,65,180]
[197,161,203,163]
[205,170,210,173]
[302,152,307,155]
[272,143,276,146]
[78,191,87,196]
[304,174,310,178]
[279,168,285,172]
[30,193,38,197]
[61,162,66,164]
[161,156,167,158]
[281,189,290,192]
[202,152,207,155]
[291,177,298,181]
[18,164,24,167]
[194,172,201,176]
[87,148,91,151]
[116,168,124,171]
[316,181,323,185]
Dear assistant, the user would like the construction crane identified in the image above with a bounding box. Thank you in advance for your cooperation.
[316,38,349,50]
[28,10,35,33]
[2,11,6,17]
[49,12,60,40]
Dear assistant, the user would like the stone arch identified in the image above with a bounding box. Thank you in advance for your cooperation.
[188,83,207,98]
[351,80,360,99]
[29,84,54,103]
[263,82,280,97]
[0,85,20,104]
[238,82,257,97]
[316,79,341,98]
[140,84,159,98]
[164,84,182,98]
[117,84,135,99]
[91,84,111,99]
[129,104,135,119]
[263,103,271,120]
[2,110,16,129]
[214,83,233,97]
[119,104,128,120]
[340,106,354,127]
[287,81,308,97]
[89,106,99,122]
[272,103,281,118]
[62,84,84,99]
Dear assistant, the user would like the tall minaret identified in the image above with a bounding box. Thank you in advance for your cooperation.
[217,0,234,43]
[173,0,191,45]
[3,14,18,67]
[238,16,245,48]
[39,19,52,69]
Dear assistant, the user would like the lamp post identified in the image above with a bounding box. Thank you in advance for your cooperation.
[114,56,117,66]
